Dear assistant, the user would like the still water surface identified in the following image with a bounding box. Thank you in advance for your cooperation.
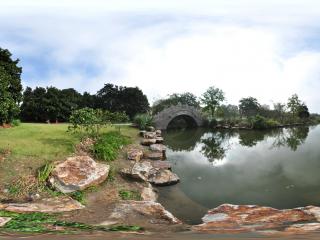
[158,125,320,225]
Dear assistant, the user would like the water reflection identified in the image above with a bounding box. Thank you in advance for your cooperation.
[159,125,320,225]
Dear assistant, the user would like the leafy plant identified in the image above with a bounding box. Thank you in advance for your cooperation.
[69,191,86,205]
[93,131,130,161]
[37,163,54,185]
[11,119,21,127]
[119,190,142,200]
[133,113,153,130]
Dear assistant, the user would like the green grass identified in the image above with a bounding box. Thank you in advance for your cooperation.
[119,190,142,201]
[0,123,138,196]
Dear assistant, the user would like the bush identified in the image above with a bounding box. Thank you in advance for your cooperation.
[251,115,279,129]
[93,131,130,161]
[133,114,153,130]
[11,119,21,127]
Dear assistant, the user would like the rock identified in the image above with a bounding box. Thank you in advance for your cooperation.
[150,160,172,170]
[144,131,157,139]
[0,196,84,213]
[108,200,181,225]
[0,217,11,227]
[144,152,165,160]
[155,137,164,143]
[121,162,155,182]
[148,169,180,186]
[141,183,158,201]
[141,138,157,146]
[139,130,146,137]
[127,149,144,161]
[49,156,109,193]
[284,223,320,234]
[150,144,166,152]
[155,130,162,137]
[146,126,155,132]
[192,204,320,233]
[121,161,179,186]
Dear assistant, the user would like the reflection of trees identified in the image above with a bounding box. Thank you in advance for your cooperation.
[272,126,309,151]
[163,128,205,151]
[238,129,282,147]
[200,131,235,162]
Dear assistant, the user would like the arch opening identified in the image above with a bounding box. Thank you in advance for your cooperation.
[167,114,198,129]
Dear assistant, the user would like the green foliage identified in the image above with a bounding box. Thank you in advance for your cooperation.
[251,115,280,130]
[69,191,86,205]
[11,119,21,126]
[119,190,142,200]
[152,92,200,114]
[37,163,54,185]
[133,113,153,130]
[93,131,130,161]
[201,86,225,120]
[0,48,22,124]
[239,97,261,118]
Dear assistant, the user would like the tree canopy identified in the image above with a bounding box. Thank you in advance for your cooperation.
[201,86,225,120]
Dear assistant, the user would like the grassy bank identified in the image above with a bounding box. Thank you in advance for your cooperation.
[0,123,138,195]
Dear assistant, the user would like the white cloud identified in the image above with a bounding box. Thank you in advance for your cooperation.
[1,0,320,112]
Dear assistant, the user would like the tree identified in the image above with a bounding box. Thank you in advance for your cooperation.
[152,92,199,114]
[239,97,260,118]
[201,86,225,120]
[217,104,239,119]
[0,48,23,124]
[287,94,301,119]
[297,104,310,120]
[273,102,286,122]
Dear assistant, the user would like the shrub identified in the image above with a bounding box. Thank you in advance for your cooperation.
[11,119,21,127]
[133,113,153,130]
[93,131,130,161]
[251,115,280,129]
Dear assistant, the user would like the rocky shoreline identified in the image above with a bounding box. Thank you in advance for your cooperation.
[1,128,320,236]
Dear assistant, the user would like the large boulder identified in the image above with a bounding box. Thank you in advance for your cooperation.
[148,169,180,186]
[127,148,144,161]
[108,200,181,225]
[121,161,179,186]
[49,156,109,193]
[192,204,320,233]
[0,196,84,213]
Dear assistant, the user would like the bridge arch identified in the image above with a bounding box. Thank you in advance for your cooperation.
[153,105,204,130]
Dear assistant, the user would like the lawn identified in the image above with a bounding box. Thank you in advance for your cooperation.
[0,123,138,187]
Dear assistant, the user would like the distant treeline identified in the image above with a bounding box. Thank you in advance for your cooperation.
[20,84,150,122]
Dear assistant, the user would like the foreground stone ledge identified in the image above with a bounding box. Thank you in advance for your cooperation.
[108,200,181,225]
[0,217,12,227]
[0,196,84,213]
[49,156,109,193]
[192,204,320,234]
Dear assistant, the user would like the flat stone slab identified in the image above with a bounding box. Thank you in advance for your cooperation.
[155,137,164,143]
[0,217,12,227]
[150,144,166,152]
[192,204,320,233]
[0,196,84,213]
[141,139,157,146]
[108,200,181,225]
[127,148,144,161]
[49,156,109,193]
[144,152,165,160]
[148,169,180,186]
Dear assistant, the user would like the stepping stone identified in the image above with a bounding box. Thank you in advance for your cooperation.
[144,152,165,160]
[150,160,172,170]
[127,148,144,161]
[141,139,157,146]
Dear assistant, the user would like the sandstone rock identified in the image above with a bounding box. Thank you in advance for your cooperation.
[141,138,157,146]
[0,196,84,213]
[144,152,165,160]
[0,217,11,227]
[155,130,162,137]
[150,144,166,152]
[121,161,155,182]
[127,149,144,161]
[150,160,172,170]
[109,200,181,224]
[155,137,164,143]
[144,131,157,139]
[49,156,109,193]
[146,126,155,132]
[141,183,158,201]
[192,204,320,233]
[148,169,180,186]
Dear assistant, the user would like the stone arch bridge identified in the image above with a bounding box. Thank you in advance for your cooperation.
[153,105,204,130]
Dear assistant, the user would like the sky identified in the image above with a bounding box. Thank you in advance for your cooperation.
[1,0,320,112]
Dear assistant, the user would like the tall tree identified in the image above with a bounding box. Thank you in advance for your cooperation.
[287,94,302,119]
[0,48,23,124]
[200,86,225,120]
[239,97,260,118]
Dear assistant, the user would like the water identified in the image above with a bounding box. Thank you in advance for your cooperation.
[158,125,320,225]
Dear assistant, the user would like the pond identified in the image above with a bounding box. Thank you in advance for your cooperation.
[158,125,320,225]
